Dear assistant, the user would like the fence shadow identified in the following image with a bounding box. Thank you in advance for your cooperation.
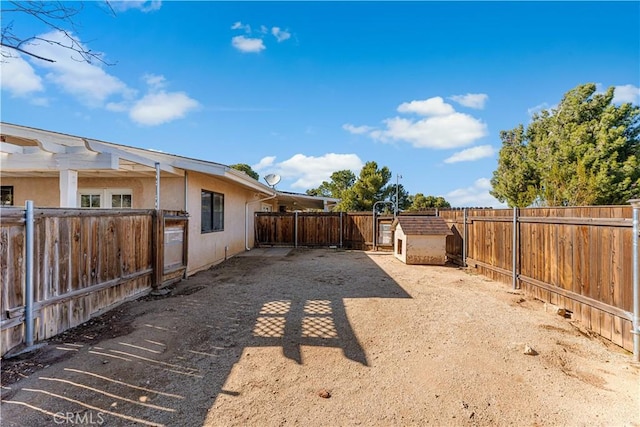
[1,249,410,426]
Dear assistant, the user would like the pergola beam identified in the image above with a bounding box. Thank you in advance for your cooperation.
[1,152,119,171]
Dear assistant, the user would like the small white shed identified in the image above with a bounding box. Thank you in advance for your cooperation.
[391,216,453,265]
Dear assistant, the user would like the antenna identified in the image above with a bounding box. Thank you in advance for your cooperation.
[264,174,281,188]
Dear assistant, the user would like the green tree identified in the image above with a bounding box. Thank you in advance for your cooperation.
[388,183,411,212]
[229,163,259,181]
[336,161,392,211]
[490,125,539,207]
[491,83,640,207]
[306,170,356,198]
[406,194,451,211]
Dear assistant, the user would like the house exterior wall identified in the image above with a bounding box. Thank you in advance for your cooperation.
[4,173,277,276]
[2,176,185,210]
[185,171,276,275]
[393,225,408,264]
[1,177,60,207]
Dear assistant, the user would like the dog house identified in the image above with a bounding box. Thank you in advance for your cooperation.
[391,216,453,265]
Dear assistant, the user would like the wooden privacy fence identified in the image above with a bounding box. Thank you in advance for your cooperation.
[0,207,188,356]
[440,206,636,352]
[254,212,395,250]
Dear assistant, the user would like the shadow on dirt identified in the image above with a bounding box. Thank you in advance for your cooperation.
[1,249,411,426]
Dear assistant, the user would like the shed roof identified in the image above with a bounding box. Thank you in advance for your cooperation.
[391,216,453,236]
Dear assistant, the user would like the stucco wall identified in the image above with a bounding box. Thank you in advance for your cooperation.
[393,226,408,264]
[2,176,184,209]
[1,177,60,207]
[406,234,447,265]
[185,171,276,275]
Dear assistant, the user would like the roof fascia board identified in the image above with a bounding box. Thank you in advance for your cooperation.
[1,123,83,151]
[84,138,184,176]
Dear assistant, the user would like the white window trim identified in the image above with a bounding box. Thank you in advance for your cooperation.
[78,188,132,208]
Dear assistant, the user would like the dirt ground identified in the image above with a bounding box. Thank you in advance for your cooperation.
[1,248,639,427]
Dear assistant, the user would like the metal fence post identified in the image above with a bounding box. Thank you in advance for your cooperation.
[339,212,343,248]
[462,208,467,267]
[294,211,298,248]
[629,199,640,362]
[25,200,35,348]
[512,207,518,290]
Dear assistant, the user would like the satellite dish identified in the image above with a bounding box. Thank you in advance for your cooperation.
[264,174,281,187]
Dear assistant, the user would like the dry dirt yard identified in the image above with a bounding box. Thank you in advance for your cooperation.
[1,248,639,427]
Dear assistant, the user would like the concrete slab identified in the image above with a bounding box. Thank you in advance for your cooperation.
[238,247,292,257]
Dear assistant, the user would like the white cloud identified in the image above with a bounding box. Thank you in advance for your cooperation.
[527,102,550,117]
[613,84,640,104]
[109,1,162,13]
[0,52,44,97]
[342,123,374,134]
[231,21,252,33]
[397,97,454,116]
[260,153,364,189]
[232,36,266,53]
[129,91,200,126]
[371,114,487,149]
[143,73,166,90]
[26,31,131,107]
[449,93,488,109]
[272,27,291,42]
[252,156,277,171]
[444,145,495,163]
[445,178,505,208]
[363,96,487,149]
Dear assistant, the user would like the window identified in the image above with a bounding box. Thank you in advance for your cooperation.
[1,186,14,206]
[397,239,403,255]
[78,189,132,208]
[80,193,101,208]
[201,190,224,232]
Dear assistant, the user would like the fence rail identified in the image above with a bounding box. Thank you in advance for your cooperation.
[255,207,637,353]
[439,206,635,352]
[0,207,188,356]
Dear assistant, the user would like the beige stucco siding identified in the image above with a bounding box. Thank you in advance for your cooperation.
[185,171,275,275]
[394,224,448,265]
[2,176,184,209]
[406,235,447,265]
[393,226,408,264]
[1,178,60,207]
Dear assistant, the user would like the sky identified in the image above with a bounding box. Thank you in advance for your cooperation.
[2,1,639,207]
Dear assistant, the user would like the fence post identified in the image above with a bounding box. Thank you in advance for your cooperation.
[462,208,467,267]
[24,200,35,348]
[630,199,640,362]
[294,211,298,248]
[339,212,343,248]
[512,207,518,290]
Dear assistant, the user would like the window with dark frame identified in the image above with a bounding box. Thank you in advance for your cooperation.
[201,190,224,233]
[1,186,14,206]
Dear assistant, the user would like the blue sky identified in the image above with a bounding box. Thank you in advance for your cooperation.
[2,1,639,207]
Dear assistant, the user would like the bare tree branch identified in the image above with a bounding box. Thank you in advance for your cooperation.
[1,1,114,65]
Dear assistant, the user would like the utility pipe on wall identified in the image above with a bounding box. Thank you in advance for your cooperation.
[24,200,35,347]
[630,199,640,362]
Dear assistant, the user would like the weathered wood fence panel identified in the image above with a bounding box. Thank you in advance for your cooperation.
[0,208,188,356]
[440,206,635,352]
[255,212,396,250]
